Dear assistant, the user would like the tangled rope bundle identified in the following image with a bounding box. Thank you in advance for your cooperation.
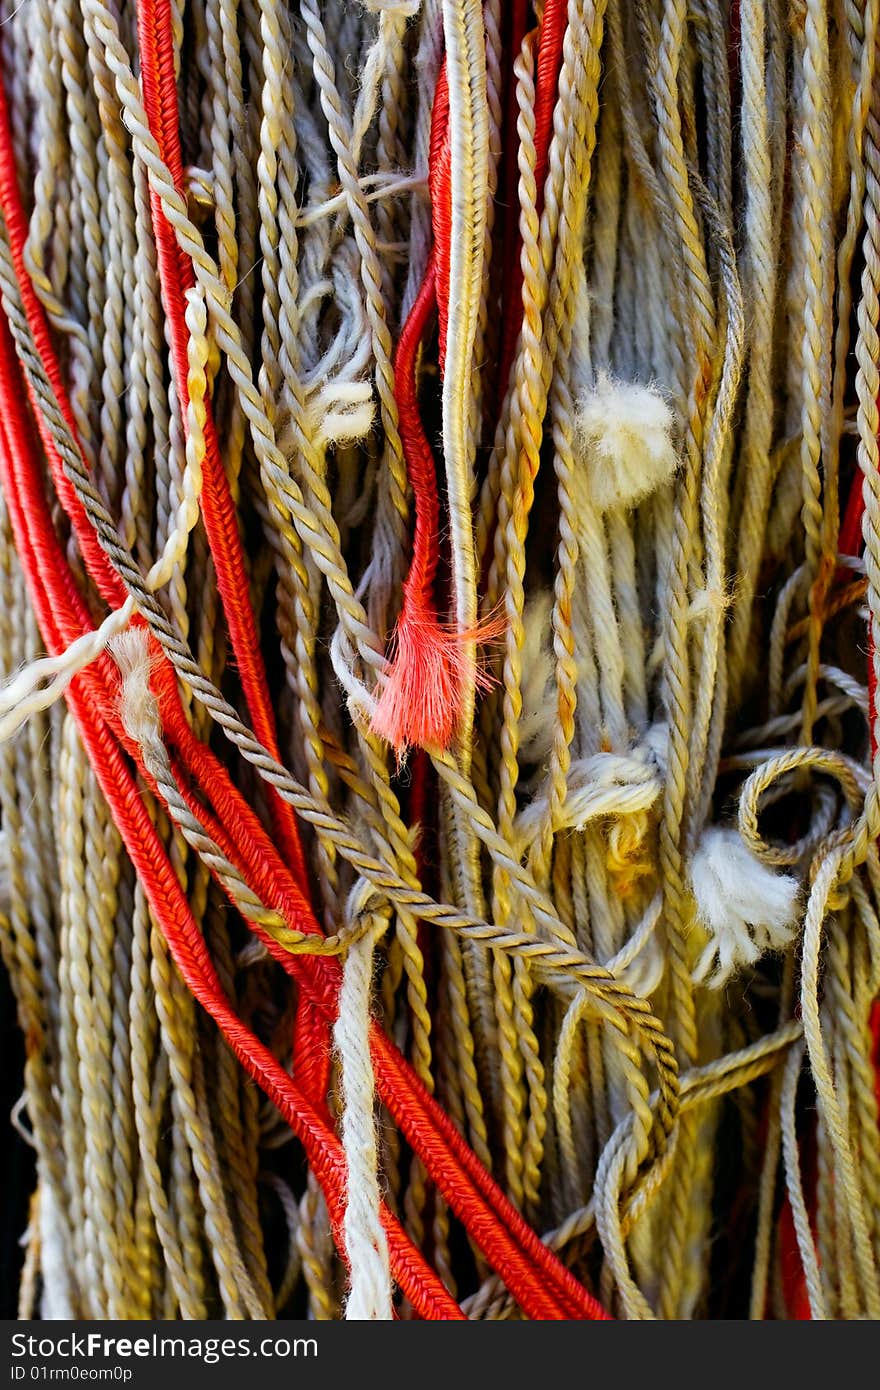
[0,0,879,1321]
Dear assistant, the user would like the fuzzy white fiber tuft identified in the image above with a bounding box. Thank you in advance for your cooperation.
[307,382,376,448]
[110,628,162,748]
[575,372,678,511]
[689,827,799,988]
[39,1182,75,1320]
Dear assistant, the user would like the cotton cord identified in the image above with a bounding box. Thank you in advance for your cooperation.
[334,913,394,1320]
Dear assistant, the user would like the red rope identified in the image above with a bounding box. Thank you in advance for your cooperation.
[392,264,442,608]
[429,63,451,375]
[136,0,308,890]
[373,67,502,753]
[371,257,475,752]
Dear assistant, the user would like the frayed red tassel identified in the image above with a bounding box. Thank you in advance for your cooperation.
[372,594,465,752]
[372,589,503,754]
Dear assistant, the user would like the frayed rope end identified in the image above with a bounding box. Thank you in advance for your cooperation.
[689,826,800,988]
[371,593,504,755]
[108,626,163,750]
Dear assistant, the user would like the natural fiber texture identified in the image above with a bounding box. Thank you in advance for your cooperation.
[0,0,879,1322]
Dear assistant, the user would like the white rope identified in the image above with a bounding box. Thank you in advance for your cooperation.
[334,913,394,1321]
